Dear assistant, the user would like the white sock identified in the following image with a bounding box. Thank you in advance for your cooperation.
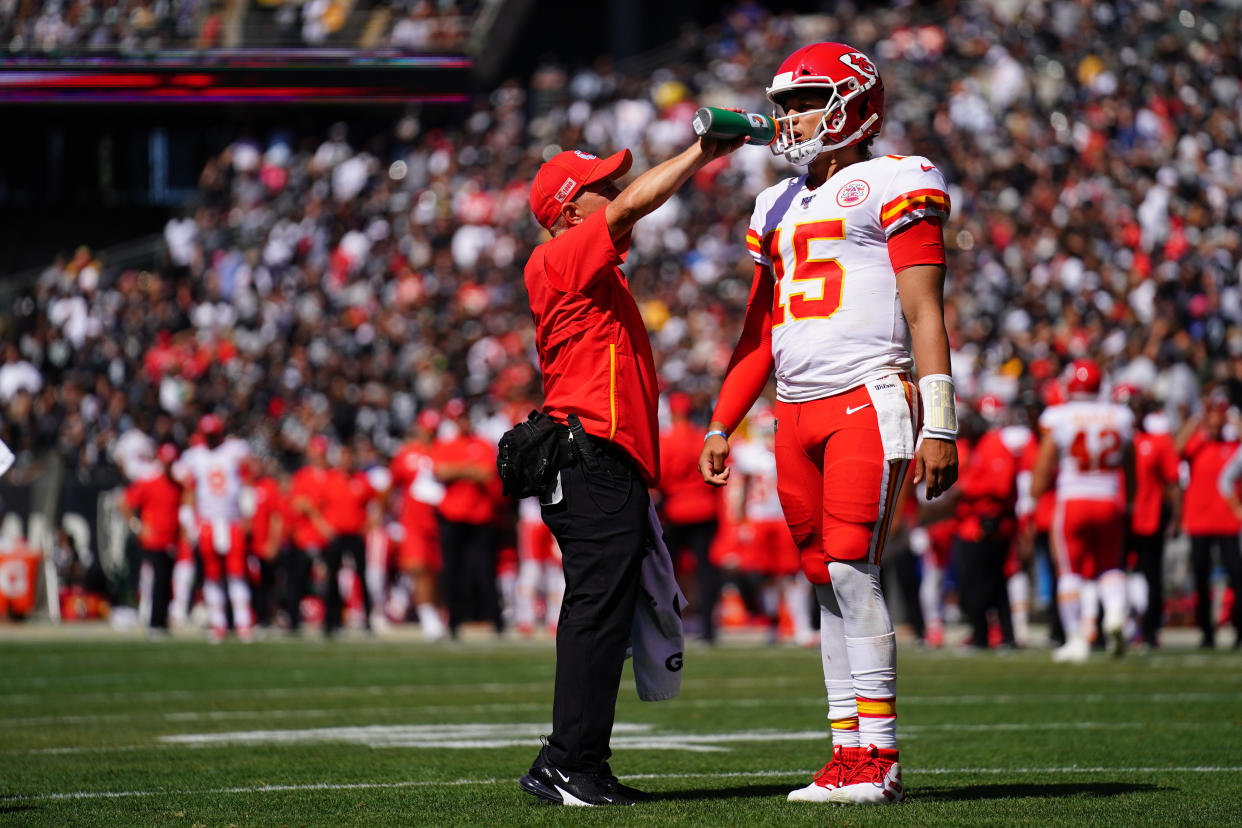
[138,560,153,628]
[417,602,445,638]
[227,577,253,630]
[1008,571,1030,646]
[1126,571,1148,619]
[515,559,540,628]
[920,562,944,627]
[171,559,195,622]
[815,583,858,748]
[1058,572,1084,643]
[1098,570,1128,632]
[203,580,227,632]
[784,578,814,643]
[828,561,896,750]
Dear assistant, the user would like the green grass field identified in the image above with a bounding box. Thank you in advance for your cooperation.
[2,629,1241,826]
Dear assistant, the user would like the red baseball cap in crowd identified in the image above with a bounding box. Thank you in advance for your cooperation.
[443,398,467,419]
[529,148,633,230]
[307,435,329,455]
[157,443,179,464]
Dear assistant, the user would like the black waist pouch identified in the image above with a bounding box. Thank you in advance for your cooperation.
[496,410,568,498]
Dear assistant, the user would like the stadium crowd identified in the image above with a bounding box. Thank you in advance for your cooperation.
[2,0,1241,649]
[0,0,476,52]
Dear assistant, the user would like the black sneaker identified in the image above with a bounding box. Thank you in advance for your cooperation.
[519,748,641,806]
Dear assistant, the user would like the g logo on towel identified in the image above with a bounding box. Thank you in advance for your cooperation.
[665,652,684,672]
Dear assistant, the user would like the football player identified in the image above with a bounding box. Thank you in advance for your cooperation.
[700,41,957,805]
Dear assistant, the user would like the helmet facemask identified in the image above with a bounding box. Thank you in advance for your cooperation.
[770,76,879,165]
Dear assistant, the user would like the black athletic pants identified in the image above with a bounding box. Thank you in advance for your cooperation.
[1128,533,1165,646]
[662,519,719,642]
[1189,534,1242,647]
[324,532,370,634]
[143,547,174,630]
[438,518,501,635]
[541,441,649,774]
[955,537,1014,648]
[282,545,314,632]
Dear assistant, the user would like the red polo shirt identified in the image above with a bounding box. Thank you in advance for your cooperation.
[658,419,721,524]
[125,474,182,550]
[321,469,375,535]
[524,209,660,485]
[289,465,331,549]
[1181,431,1240,536]
[1131,431,1179,536]
[434,433,498,526]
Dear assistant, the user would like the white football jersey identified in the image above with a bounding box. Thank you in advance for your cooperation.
[730,439,784,522]
[175,438,251,522]
[746,154,950,402]
[1039,401,1134,501]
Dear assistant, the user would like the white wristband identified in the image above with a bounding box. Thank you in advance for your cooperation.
[918,373,958,440]
[704,430,729,442]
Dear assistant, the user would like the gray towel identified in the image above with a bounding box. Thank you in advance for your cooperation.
[629,502,687,701]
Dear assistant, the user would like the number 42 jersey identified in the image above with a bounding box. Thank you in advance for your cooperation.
[1039,400,1135,502]
[746,154,951,402]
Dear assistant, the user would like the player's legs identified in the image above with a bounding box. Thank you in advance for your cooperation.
[197,524,228,640]
[170,538,196,629]
[777,390,907,804]
[223,522,253,638]
[515,515,548,634]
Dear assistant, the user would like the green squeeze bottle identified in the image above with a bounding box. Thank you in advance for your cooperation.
[691,106,778,146]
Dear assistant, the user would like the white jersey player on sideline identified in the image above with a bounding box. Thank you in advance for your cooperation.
[1031,359,1135,663]
[174,414,255,642]
[730,409,815,646]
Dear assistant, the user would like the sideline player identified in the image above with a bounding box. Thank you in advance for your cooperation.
[174,414,255,642]
[700,41,958,805]
[1030,359,1135,662]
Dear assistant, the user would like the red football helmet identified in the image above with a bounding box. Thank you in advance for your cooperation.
[976,394,1007,423]
[1066,359,1102,396]
[766,42,885,164]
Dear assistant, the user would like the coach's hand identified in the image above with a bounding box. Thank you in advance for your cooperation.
[699,426,732,487]
[914,436,957,499]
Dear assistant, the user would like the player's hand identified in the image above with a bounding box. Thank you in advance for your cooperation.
[699,433,732,487]
[698,134,746,162]
[913,437,957,499]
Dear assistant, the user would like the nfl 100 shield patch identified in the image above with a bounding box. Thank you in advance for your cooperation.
[836,179,870,207]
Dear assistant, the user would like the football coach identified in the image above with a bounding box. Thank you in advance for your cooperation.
[512,133,742,806]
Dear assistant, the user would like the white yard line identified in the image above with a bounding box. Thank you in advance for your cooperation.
[4,719,1217,756]
[7,766,1242,803]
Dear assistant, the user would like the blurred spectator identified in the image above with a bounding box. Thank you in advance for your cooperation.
[656,391,722,642]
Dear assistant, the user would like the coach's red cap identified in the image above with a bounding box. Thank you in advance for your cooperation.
[529,148,633,230]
